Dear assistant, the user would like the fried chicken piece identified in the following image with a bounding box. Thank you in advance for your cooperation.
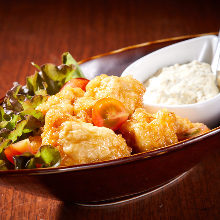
[175,115,209,141]
[59,120,131,166]
[84,74,146,115]
[120,108,210,153]
[120,108,178,153]
[36,86,85,115]
[41,106,131,166]
[41,107,76,147]
[73,96,97,123]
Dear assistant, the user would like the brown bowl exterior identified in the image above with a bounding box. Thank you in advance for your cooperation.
[0,32,219,203]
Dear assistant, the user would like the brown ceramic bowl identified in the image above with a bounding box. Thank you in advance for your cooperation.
[0,32,219,203]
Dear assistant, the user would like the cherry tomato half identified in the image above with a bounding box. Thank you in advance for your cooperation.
[61,78,89,91]
[4,139,34,164]
[92,98,129,131]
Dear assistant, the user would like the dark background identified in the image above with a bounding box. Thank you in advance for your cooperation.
[0,0,220,219]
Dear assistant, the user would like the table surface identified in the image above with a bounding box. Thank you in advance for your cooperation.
[0,0,220,219]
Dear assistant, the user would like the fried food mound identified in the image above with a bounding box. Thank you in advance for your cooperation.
[37,74,209,166]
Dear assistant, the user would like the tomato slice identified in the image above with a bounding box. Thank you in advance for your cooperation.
[92,98,129,131]
[4,139,33,164]
[61,78,89,91]
[4,147,20,164]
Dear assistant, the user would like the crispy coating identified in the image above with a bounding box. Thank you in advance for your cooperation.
[120,108,210,153]
[41,107,131,166]
[84,74,146,115]
[120,108,178,152]
[59,121,131,166]
[41,107,76,147]
[36,86,85,115]
[73,96,97,123]
[175,115,209,141]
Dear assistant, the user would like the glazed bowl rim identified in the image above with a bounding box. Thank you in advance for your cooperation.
[0,31,219,175]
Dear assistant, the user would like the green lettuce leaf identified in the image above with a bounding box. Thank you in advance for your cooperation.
[27,52,85,95]
[0,160,8,170]
[13,145,61,169]
[62,52,85,78]
[0,83,46,153]
[0,52,84,169]
[13,152,34,170]
[35,145,61,167]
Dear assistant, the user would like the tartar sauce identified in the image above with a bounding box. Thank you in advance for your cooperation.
[144,60,219,105]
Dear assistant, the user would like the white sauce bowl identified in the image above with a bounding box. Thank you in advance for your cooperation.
[121,35,220,128]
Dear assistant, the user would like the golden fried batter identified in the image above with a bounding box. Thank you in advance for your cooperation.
[175,115,209,141]
[84,74,146,115]
[59,120,131,166]
[120,108,210,153]
[41,107,76,147]
[36,86,84,115]
[73,96,97,123]
[120,108,178,152]
[41,106,131,166]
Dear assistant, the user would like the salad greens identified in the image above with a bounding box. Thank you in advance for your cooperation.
[27,52,85,96]
[14,145,61,169]
[0,160,8,170]
[0,52,85,169]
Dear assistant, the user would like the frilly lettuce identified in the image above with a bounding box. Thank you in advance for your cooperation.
[13,145,61,169]
[0,52,84,168]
